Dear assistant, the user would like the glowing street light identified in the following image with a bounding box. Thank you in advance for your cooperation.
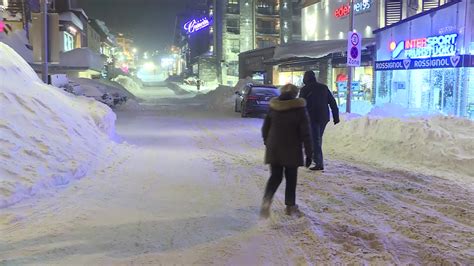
[143,62,156,71]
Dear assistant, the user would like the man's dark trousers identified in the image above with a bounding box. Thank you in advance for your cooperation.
[312,122,327,168]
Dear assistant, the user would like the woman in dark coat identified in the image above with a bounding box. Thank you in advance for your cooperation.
[260,84,313,218]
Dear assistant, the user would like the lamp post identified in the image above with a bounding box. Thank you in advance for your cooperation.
[41,0,48,84]
[346,0,355,113]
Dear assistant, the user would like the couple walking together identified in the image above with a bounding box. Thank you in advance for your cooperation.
[260,70,340,218]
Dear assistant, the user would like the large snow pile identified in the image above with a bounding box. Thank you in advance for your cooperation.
[195,85,235,111]
[70,77,135,99]
[0,43,116,208]
[194,78,262,111]
[325,114,474,184]
[112,75,142,96]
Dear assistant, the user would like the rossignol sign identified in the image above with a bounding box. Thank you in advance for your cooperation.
[375,55,473,71]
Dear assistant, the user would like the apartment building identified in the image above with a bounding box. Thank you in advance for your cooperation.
[215,0,303,85]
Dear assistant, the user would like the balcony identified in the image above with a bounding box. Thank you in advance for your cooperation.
[226,5,240,15]
[256,7,279,17]
[226,27,240,35]
[256,28,280,36]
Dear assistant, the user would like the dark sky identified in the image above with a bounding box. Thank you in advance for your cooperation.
[77,0,187,51]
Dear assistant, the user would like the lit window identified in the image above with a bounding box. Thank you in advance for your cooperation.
[63,32,74,52]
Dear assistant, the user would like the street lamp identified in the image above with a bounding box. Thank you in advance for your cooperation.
[41,0,49,83]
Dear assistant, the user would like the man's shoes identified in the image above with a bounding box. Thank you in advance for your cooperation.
[285,205,303,217]
[309,165,324,171]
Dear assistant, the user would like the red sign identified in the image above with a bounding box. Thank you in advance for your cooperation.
[404,38,427,49]
[334,4,350,18]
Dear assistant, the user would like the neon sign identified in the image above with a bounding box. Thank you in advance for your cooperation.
[183,17,211,34]
[334,0,372,19]
[390,33,458,59]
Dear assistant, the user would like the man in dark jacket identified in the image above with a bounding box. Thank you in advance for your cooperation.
[260,84,313,218]
[299,71,340,171]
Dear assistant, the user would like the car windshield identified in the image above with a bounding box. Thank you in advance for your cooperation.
[250,87,279,96]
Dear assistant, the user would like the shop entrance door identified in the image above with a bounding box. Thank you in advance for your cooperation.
[429,68,457,116]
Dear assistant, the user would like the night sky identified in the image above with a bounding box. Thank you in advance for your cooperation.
[77,0,187,51]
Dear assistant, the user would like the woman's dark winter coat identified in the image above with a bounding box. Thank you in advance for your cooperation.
[262,97,313,167]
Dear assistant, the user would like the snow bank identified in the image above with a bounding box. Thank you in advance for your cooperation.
[325,114,474,184]
[368,103,443,118]
[112,75,142,96]
[185,82,219,94]
[115,99,144,111]
[194,78,262,111]
[0,43,116,208]
[70,77,134,99]
[195,85,235,111]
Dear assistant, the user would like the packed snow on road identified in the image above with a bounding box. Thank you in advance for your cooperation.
[1,44,473,265]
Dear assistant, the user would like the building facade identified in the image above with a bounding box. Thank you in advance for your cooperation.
[374,0,473,119]
[240,0,468,115]
[215,0,303,85]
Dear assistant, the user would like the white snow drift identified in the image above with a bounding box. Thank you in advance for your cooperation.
[325,113,474,184]
[0,43,116,208]
[112,75,143,97]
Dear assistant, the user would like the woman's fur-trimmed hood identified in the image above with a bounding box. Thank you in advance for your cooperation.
[269,98,306,111]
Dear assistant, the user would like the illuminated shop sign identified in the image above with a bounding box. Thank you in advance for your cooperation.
[374,54,473,71]
[183,17,212,34]
[334,0,372,19]
[390,33,458,59]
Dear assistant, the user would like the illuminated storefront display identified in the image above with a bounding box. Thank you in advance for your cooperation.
[183,17,212,34]
[390,33,458,59]
[374,1,473,119]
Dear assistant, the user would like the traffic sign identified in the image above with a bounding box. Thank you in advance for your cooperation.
[347,31,362,67]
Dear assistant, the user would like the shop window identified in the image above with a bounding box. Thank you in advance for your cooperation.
[333,66,374,108]
[63,31,74,52]
[227,61,239,77]
[422,0,441,11]
[229,39,240,53]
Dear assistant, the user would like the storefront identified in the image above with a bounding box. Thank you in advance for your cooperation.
[374,0,474,119]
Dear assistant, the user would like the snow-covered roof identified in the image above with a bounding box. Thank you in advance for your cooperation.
[60,48,104,71]
[271,39,375,61]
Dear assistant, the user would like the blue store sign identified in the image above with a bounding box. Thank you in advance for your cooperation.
[375,55,472,71]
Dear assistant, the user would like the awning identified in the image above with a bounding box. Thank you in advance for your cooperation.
[270,38,375,62]
[59,12,84,30]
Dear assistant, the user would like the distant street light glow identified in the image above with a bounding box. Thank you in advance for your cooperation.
[143,62,156,71]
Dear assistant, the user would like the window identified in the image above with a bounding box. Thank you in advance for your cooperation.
[229,39,240,53]
[63,32,74,52]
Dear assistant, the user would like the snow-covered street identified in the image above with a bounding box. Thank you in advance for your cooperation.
[1,85,473,265]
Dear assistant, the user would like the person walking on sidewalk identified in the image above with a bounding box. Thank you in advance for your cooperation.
[260,84,313,218]
[299,71,340,171]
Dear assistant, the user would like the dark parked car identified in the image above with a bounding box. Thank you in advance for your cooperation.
[235,84,279,117]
